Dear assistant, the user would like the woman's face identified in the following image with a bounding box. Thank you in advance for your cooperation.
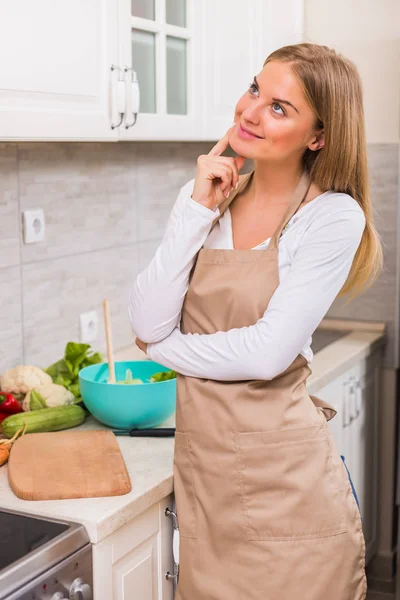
[230,60,323,163]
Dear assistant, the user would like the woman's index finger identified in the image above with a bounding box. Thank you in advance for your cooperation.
[208,125,235,156]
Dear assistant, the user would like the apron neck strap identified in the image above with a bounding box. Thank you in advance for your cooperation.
[269,169,312,250]
[210,168,312,248]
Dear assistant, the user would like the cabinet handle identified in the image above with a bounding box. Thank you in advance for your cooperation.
[355,377,363,416]
[110,64,124,130]
[348,375,358,422]
[124,67,140,129]
[165,506,178,528]
[166,507,180,565]
[342,380,350,428]
[166,569,179,580]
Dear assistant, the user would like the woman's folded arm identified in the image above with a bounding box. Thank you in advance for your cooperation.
[128,179,219,343]
[147,207,366,380]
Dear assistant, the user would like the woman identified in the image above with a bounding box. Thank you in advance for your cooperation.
[129,43,382,600]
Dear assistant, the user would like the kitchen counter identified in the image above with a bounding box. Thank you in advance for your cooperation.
[0,320,386,544]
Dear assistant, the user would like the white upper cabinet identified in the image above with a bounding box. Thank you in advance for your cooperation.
[119,0,203,140]
[201,0,304,140]
[0,0,119,141]
[123,0,304,141]
[0,0,303,141]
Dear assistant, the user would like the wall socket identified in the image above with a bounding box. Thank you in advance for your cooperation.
[79,310,99,343]
[22,208,46,244]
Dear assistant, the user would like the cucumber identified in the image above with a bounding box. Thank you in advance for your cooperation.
[1,405,86,439]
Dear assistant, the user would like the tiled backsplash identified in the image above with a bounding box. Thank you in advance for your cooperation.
[0,141,212,371]
[0,142,398,372]
[326,144,399,368]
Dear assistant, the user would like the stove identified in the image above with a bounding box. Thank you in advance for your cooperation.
[0,508,92,600]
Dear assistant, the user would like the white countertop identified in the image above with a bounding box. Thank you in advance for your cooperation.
[307,329,385,393]
[0,327,385,544]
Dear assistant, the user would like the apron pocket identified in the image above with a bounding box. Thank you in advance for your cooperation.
[173,431,197,539]
[234,424,347,541]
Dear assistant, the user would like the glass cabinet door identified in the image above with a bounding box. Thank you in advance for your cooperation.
[131,0,189,116]
[132,28,156,113]
[131,0,155,20]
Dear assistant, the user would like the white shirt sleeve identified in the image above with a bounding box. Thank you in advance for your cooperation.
[128,179,219,343]
[146,207,366,380]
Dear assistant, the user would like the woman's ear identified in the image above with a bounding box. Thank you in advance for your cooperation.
[308,130,325,152]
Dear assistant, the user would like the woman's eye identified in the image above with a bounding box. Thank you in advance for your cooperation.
[248,82,259,96]
[247,85,285,117]
[272,102,285,116]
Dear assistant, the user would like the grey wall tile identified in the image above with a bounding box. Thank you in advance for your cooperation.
[22,244,140,367]
[0,144,19,269]
[18,143,138,263]
[327,143,399,368]
[135,144,254,244]
[0,266,23,372]
[135,142,213,241]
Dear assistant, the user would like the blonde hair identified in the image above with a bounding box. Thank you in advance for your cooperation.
[264,43,383,299]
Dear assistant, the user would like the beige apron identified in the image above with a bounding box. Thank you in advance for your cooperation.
[173,170,367,600]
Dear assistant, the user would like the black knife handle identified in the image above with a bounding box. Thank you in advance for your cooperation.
[129,427,176,437]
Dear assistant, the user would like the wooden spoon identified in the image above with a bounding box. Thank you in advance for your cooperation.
[103,299,116,384]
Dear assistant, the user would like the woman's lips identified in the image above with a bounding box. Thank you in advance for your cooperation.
[238,123,263,140]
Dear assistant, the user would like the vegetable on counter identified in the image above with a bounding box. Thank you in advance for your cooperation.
[117,368,144,385]
[1,405,87,439]
[0,425,27,467]
[0,392,23,414]
[150,370,177,383]
[0,412,11,424]
[0,366,52,400]
[46,342,103,401]
[22,383,75,412]
[116,368,177,385]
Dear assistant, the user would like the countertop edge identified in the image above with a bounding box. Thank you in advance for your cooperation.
[94,475,174,543]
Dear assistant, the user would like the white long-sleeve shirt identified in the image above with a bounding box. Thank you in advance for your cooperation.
[128,178,366,381]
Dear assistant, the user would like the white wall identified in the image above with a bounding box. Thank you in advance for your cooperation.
[305,0,400,143]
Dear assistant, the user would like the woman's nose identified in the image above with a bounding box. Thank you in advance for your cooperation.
[241,100,263,125]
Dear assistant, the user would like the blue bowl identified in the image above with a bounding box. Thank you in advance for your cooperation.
[79,361,176,429]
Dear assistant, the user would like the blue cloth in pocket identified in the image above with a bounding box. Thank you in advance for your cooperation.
[340,455,361,520]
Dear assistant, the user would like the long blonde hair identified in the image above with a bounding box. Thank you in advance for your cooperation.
[264,43,383,298]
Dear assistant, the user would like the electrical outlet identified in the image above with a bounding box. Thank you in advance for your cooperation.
[22,208,46,244]
[79,310,99,343]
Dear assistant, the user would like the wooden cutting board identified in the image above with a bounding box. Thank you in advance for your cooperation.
[8,429,132,500]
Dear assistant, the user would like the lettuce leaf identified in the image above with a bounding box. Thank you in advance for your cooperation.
[29,389,47,410]
[46,342,102,401]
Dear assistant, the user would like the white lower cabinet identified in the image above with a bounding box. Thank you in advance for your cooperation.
[92,494,174,600]
[312,348,382,564]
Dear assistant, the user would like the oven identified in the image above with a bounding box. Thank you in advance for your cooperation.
[0,508,92,600]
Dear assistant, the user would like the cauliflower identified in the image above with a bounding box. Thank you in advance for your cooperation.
[0,366,52,397]
[23,382,75,412]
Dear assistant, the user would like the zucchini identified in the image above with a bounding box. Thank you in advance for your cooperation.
[1,405,86,439]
